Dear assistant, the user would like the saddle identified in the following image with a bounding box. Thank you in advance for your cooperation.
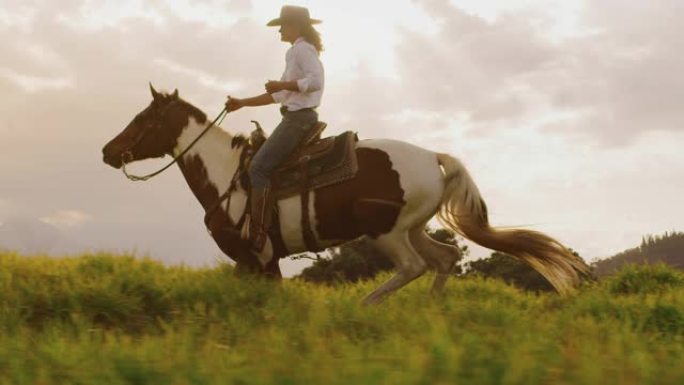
[215,120,360,254]
[248,121,359,199]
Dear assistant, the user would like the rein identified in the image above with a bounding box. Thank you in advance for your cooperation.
[121,106,229,181]
[204,134,255,230]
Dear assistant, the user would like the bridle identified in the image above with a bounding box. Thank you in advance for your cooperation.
[121,102,229,181]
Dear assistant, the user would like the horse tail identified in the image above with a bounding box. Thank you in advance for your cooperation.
[435,153,590,294]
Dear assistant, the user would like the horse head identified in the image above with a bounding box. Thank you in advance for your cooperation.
[102,84,206,169]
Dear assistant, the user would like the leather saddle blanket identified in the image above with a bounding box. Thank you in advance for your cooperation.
[248,122,359,199]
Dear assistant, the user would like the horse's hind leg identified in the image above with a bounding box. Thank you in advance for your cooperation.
[409,225,462,295]
[362,231,428,306]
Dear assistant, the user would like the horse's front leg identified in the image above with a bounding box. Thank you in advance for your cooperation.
[206,213,275,278]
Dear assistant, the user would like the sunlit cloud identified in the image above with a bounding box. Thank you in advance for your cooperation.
[39,210,91,229]
[153,58,243,92]
[0,67,73,92]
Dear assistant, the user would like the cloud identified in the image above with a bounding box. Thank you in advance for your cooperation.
[39,209,91,229]
[0,67,73,92]
[400,0,684,146]
[396,0,556,122]
[226,0,252,13]
[0,198,14,217]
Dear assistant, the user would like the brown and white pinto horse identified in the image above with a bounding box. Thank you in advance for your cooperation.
[102,86,590,305]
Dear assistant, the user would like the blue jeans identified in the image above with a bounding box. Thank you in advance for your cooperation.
[248,108,318,188]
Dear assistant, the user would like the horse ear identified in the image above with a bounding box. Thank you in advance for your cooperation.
[149,82,161,100]
[172,88,179,99]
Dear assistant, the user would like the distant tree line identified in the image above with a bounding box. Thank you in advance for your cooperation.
[296,229,684,292]
[591,231,684,276]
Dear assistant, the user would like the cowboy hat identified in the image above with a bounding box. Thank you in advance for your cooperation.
[266,5,322,27]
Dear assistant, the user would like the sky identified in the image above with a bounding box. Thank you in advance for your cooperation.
[1,0,683,277]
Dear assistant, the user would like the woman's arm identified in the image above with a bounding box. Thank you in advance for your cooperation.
[225,93,275,112]
[265,80,299,93]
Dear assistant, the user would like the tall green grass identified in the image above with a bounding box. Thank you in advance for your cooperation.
[1,251,683,385]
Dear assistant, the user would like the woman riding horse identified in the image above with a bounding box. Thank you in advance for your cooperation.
[224,5,325,254]
[102,6,591,304]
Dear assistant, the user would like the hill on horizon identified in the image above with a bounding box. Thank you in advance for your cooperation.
[592,231,684,276]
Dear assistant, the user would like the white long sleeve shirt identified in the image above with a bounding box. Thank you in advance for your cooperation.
[271,37,324,111]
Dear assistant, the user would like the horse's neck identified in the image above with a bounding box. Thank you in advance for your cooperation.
[172,116,243,211]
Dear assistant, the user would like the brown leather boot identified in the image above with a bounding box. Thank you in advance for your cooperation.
[243,186,274,253]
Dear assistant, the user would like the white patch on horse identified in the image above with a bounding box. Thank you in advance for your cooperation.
[173,117,247,224]
[277,194,307,253]
[356,139,444,231]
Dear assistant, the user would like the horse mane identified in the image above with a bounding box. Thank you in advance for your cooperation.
[177,98,207,125]
[157,91,208,125]
[159,90,248,149]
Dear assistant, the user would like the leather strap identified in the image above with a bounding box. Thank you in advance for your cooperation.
[268,206,290,259]
[299,157,321,252]
[204,163,242,228]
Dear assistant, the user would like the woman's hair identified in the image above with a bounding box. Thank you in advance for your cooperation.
[300,24,323,53]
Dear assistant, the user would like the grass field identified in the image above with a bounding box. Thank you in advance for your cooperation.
[1,251,683,385]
